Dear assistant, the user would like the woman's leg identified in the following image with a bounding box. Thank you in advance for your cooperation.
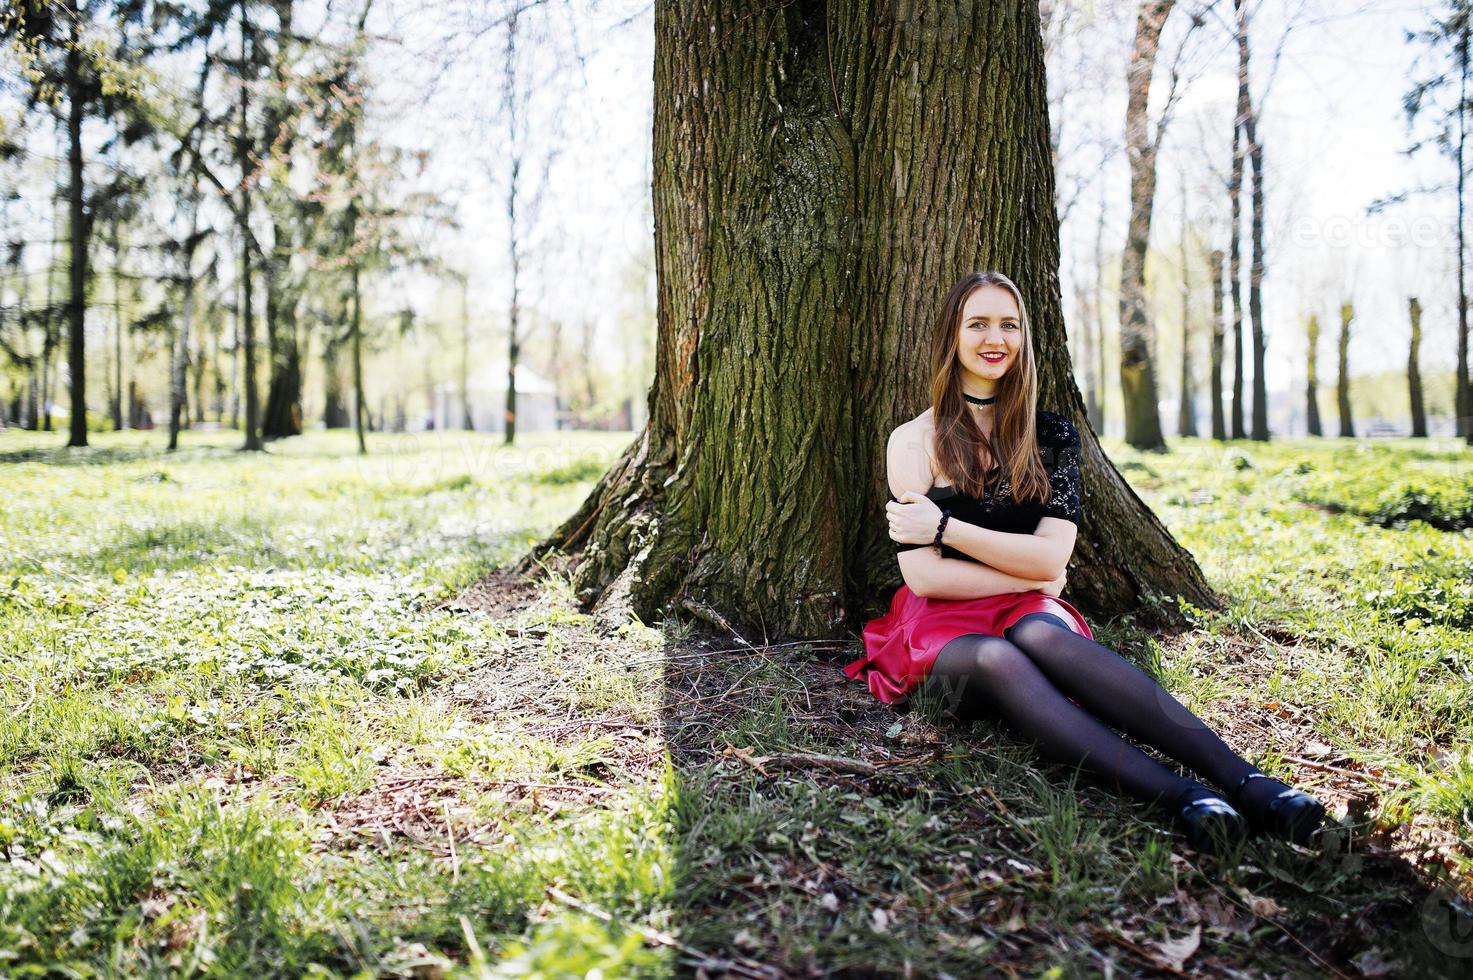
[1001,613,1273,806]
[920,632,1210,809]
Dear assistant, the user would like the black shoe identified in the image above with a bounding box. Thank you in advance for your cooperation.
[1172,786,1250,853]
[1232,772,1327,846]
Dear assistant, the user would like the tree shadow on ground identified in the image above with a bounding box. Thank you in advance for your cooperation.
[441,564,1471,977]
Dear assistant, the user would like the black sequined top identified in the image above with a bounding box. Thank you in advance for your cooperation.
[894,409,1082,564]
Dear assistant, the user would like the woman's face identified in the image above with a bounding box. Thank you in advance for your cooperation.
[956,284,1022,382]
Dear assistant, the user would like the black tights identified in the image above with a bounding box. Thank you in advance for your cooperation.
[919,613,1264,810]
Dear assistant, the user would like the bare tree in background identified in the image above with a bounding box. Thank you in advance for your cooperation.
[1209,247,1226,438]
[1176,169,1197,437]
[480,4,574,445]
[1337,301,1354,437]
[1119,0,1204,451]
[1235,0,1269,441]
[1404,1,1471,442]
[1408,297,1427,437]
[1304,311,1322,436]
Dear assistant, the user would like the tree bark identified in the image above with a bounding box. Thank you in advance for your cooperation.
[1408,296,1426,437]
[509,1,1218,639]
[1337,302,1353,438]
[1118,0,1174,452]
[1305,312,1321,437]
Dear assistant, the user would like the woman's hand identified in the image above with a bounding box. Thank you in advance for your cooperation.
[1039,568,1067,597]
[887,491,945,546]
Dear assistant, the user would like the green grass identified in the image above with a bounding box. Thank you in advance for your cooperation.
[0,427,1470,976]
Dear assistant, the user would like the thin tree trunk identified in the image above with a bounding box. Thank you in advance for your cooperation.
[351,254,366,455]
[169,188,201,451]
[1076,277,1098,432]
[459,274,473,429]
[65,20,88,448]
[1459,13,1470,441]
[192,308,208,426]
[1229,5,1247,441]
[510,1,1218,637]
[1209,247,1226,440]
[1177,183,1196,437]
[1246,134,1268,440]
[1337,302,1354,437]
[111,213,124,431]
[1119,0,1174,451]
[18,235,38,430]
[1305,312,1322,437]
[502,11,522,445]
[238,3,263,451]
[1086,200,1105,432]
[322,330,348,428]
[1408,296,1426,437]
[229,272,240,429]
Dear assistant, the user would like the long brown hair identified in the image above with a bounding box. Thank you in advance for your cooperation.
[927,271,1051,504]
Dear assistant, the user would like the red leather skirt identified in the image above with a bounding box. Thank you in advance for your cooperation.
[843,584,1094,705]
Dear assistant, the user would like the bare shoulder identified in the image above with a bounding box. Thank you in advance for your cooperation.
[886,414,938,495]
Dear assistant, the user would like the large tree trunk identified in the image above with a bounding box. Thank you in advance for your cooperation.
[1408,297,1426,438]
[1209,247,1226,440]
[1337,302,1354,438]
[509,1,1218,639]
[64,24,88,449]
[1305,312,1322,437]
[1118,0,1174,452]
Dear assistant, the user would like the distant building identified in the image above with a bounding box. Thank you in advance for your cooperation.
[432,361,560,433]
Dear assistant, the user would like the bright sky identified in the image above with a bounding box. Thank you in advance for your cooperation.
[369,1,1460,406]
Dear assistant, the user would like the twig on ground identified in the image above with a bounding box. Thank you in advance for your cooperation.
[719,744,935,778]
[1282,754,1410,790]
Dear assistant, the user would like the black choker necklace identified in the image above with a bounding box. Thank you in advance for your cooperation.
[963,392,997,406]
